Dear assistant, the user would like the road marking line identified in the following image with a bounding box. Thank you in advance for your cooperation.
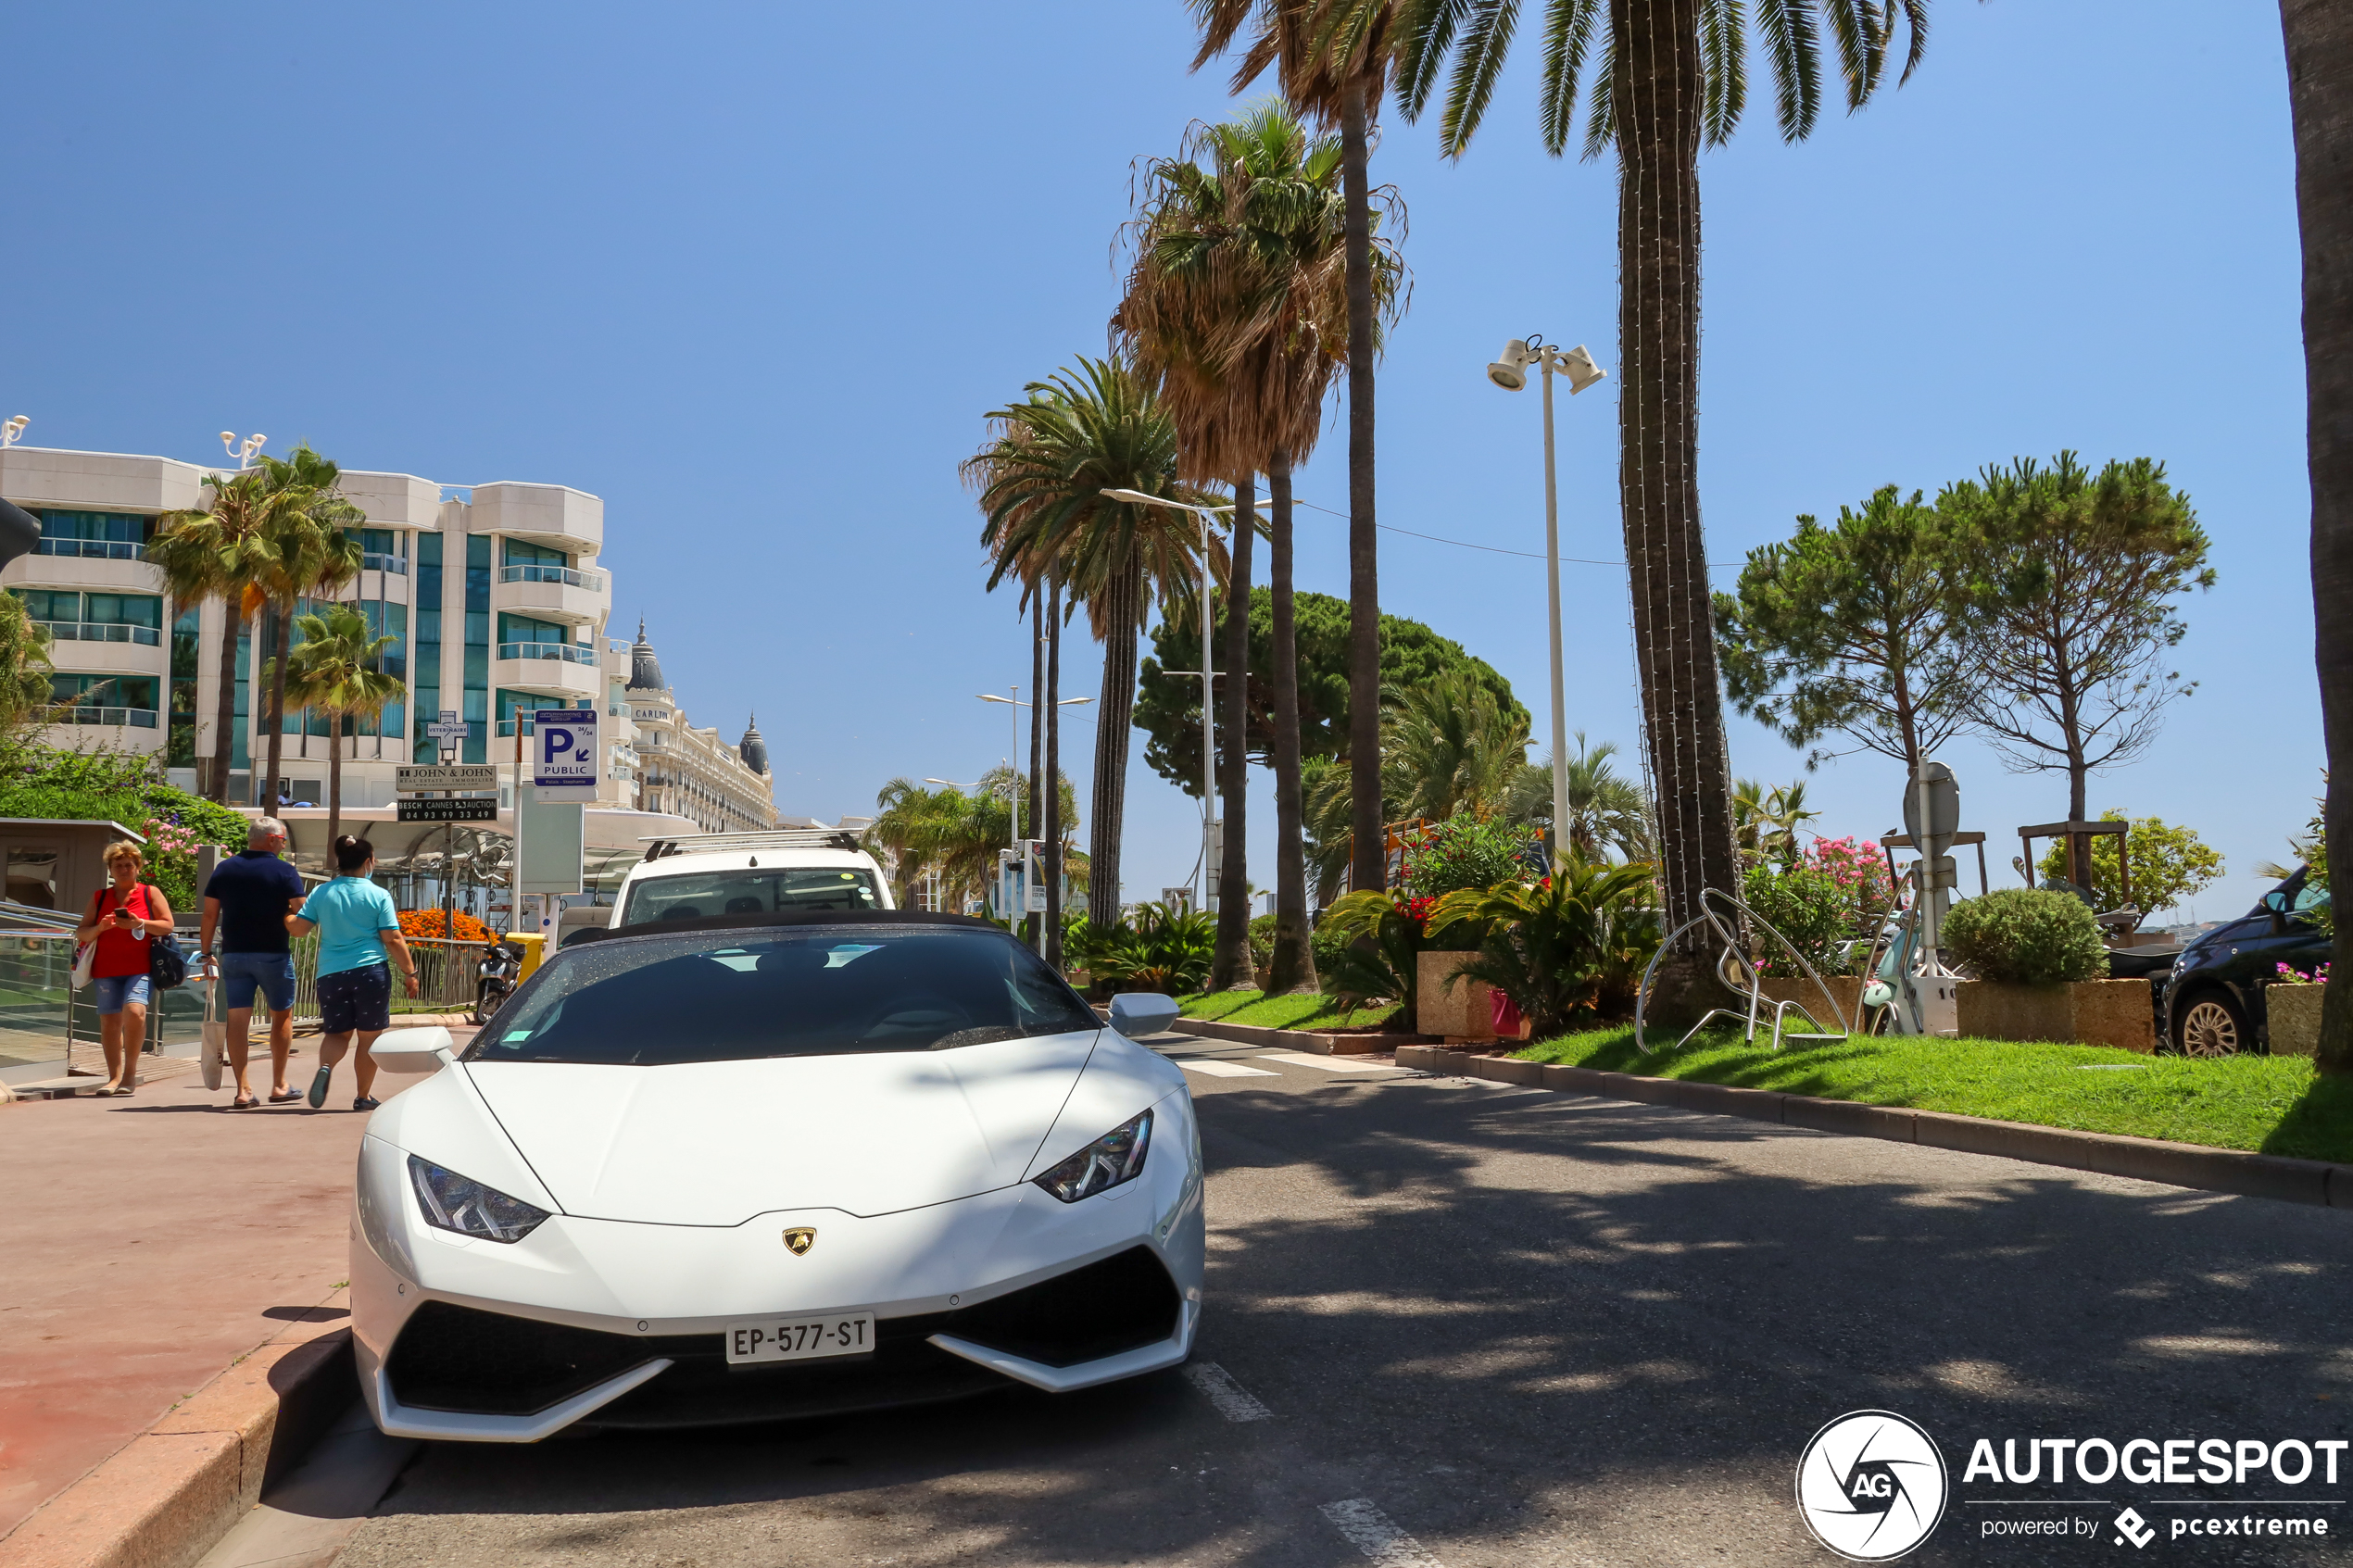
[1258,1050,1398,1073]
[1178,1058,1282,1078]
[1320,1499,1442,1566]
[1181,1361,1273,1420]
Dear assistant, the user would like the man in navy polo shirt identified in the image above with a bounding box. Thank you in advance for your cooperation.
[199,817,309,1108]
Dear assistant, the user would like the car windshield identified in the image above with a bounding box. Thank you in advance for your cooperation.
[467,924,1100,1065]
[620,866,882,924]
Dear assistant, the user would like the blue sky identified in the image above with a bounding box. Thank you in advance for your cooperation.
[0,1,2314,920]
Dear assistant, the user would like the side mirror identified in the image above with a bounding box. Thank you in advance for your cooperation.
[371,1025,456,1074]
[2262,890,2290,913]
[1107,992,1181,1040]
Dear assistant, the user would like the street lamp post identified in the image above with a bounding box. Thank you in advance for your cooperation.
[1101,486,1259,911]
[1486,338,1608,869]
[219,432,268,470]
[972,690,1094,947]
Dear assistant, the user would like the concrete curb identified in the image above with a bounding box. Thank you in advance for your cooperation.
[1395,1047,2353,1210]
[1170,1017,1430,1057]
[1,1308,356,1568]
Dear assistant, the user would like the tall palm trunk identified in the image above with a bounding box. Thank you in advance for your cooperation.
[2284,0,2353,1072]
[1265,449,1317,992]
[208,596,242,803]
[1212,473,1257,988]
[325,713,344,847]
[1088,561,1144,925]
[1045,579,1065,971]
[1615,0,1739,1018]
[1341,72,1386,897]
[263,597,296,807]
[1028,599,1044,946]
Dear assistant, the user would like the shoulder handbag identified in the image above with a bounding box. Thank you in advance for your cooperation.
[70,889,100,988]
[143,885,188,991]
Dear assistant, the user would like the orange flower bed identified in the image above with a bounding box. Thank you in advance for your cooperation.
[398,908,492,943]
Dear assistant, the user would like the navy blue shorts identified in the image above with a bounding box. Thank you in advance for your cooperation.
[317,962,392,1035]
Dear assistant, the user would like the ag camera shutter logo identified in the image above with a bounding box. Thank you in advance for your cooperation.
[1795,1410,1949,1561]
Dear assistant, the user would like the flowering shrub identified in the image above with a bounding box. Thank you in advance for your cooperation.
[1808,836,1896,920]
[399,908,492,943]
[2274,961,2332,985]
[1743,861,1856,975]
[1399,817,1542,900]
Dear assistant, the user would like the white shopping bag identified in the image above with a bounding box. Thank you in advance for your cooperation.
[199,970,225,1092]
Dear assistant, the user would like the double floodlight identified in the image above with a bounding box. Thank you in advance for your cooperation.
[0,415,28,448]
[1487,340,1607,395]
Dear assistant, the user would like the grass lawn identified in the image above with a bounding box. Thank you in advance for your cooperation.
[1515,1026,2353,1165]
[1176,989,1401,1032]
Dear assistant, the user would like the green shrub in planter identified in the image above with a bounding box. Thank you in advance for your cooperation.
[1742,861,1854,974]
[1942,889,2109,985]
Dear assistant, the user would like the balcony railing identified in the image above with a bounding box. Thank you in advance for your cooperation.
[362,552,409,575]
[496,642,598,665]
[36,539,145,561]
[38,621,162,646]
[497,564,606,591]
[54,706,158,728]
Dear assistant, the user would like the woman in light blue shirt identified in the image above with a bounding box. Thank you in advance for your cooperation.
[291,835,418,1110]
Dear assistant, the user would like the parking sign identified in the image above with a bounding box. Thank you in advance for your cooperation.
[532,708,600,795]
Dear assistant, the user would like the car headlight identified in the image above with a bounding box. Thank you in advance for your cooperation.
[408,1155,550,1243]
[1033,1110,1152,1203]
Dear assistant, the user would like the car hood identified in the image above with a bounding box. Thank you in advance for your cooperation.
[465,1031,1101,1225]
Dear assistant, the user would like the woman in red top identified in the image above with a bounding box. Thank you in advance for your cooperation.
[74,840,175,1096]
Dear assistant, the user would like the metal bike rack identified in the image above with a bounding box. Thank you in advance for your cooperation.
[1633,886,1856,1054]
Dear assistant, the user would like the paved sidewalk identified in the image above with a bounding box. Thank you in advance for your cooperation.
[0,1027,472,1543]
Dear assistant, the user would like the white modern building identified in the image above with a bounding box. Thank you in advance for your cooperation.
[0,442,764,828]
[605,622,777,834]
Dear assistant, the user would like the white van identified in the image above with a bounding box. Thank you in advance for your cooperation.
[606,828,895,931]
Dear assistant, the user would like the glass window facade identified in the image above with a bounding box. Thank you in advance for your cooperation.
[502,539,571,569]
[169,604,200,768]
[36,510,151,559]
[50,672,159,725]
[8,589,164,635]
[411,533,444,762]
[463,536,490,764]
[497,613,568,646]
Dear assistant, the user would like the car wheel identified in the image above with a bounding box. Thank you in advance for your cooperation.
[2173,992,2246,1058]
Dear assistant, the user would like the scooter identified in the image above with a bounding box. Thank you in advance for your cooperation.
[472,935,524,1025]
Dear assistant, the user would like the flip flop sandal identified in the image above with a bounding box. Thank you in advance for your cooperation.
[268,1089,302,1104]
[231,1095,259,1110]
[306,1064,333,1110]
[352,1096,381,1112]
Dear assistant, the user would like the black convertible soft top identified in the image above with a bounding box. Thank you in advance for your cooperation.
[564,909,1006,947]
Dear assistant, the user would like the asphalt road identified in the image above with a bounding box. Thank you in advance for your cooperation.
[269,1038,2352,1568]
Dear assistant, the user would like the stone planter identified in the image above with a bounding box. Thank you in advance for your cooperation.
[1416,950,1499,1041]
[1756,976,1865,1031]
[2266,985,2324,1057]
[1957,979,2154,1052]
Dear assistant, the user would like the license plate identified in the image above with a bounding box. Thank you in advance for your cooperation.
[724,1312,875,1365]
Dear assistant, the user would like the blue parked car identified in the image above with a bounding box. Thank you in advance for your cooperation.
[2157,866,2332,1056]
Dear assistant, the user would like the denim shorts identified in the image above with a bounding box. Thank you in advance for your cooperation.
[94,972,153,1016]
[317,962,392,1035]
[216,951,297,1013]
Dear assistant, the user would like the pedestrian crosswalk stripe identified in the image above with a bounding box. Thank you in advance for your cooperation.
[1257,1050,1399,1073]
[1181,1361,1272,1421]
[1320,1499,1442,1566]
[1177,1058,1281,1077]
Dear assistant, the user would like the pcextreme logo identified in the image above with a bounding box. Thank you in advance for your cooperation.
[1796,1410,1951,1562]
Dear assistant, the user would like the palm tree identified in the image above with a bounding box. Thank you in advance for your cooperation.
[966,358,1222,924]
[249,446,362,807]
[275,604,404,845]
[1381,670,1529,822]
[1188,0,1412,902]
[1509,733,1652,862]
[2281,0,2348,1073]
[1396,0,1938,1012]
[151,468,310,802]
[1120,102,1383,989]
[0,592,53,734]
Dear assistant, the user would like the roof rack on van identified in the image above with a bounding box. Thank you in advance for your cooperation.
[637,828,865,861]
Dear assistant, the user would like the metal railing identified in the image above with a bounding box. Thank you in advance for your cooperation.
[36,621,163,646]
[0,930,206,1078]
[362,552,409,575]
[497,642,598,666]
[36,538,145,561]
[497,564,606,591]
[54,706,159,728]
[286,935,482,1021]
